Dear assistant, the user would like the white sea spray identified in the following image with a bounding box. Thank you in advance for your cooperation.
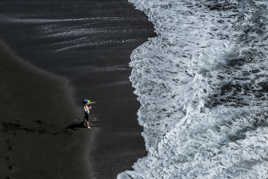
[118,0,268,179]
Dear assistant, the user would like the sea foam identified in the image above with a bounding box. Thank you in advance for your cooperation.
[118,0,268,178]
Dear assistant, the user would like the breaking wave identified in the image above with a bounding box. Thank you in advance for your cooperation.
[118,0,268,178]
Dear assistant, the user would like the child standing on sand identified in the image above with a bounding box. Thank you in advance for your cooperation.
[83,99,95,128]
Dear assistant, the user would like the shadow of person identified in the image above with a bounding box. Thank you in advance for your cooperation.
[65,121,85,130]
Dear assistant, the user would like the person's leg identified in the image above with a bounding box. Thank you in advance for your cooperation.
[87,114,92,127]
[84,112,90,128]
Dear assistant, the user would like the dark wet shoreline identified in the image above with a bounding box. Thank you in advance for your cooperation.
[0,0,155,178]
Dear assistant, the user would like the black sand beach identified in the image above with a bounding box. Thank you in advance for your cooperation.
[0,0,155,178]
[0,42,92,179]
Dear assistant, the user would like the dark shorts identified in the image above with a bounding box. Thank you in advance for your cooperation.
[84,112,91,121]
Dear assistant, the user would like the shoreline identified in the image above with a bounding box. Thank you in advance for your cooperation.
[0,0,155,178]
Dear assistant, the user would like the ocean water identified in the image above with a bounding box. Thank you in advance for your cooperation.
[118,0,268,178]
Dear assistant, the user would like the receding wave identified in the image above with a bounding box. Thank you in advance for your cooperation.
[118,0,268,178]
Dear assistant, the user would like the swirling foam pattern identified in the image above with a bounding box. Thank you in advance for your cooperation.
[118,0,268,179]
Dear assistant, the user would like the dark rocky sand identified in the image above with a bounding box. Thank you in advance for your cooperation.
[0,0,155,178]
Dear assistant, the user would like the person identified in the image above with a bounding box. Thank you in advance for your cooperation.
[82,99,95,128]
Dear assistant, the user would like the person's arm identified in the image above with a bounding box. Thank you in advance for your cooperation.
[84,106,90,113]
[88,101,96,105]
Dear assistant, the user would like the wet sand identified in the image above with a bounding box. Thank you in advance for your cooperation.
[0,0,155,178]
[0,42,92,179]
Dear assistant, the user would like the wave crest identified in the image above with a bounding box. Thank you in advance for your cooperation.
[119,1,268,178]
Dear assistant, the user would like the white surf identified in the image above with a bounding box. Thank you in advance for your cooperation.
[118,0,268,178]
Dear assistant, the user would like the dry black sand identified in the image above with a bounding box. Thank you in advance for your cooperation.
[0,1,155,178]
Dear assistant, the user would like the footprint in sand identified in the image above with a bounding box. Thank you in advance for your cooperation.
[8,165,13,171]
[5,156,10,161]
[5,137,15,176]
[8,145,12,151]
